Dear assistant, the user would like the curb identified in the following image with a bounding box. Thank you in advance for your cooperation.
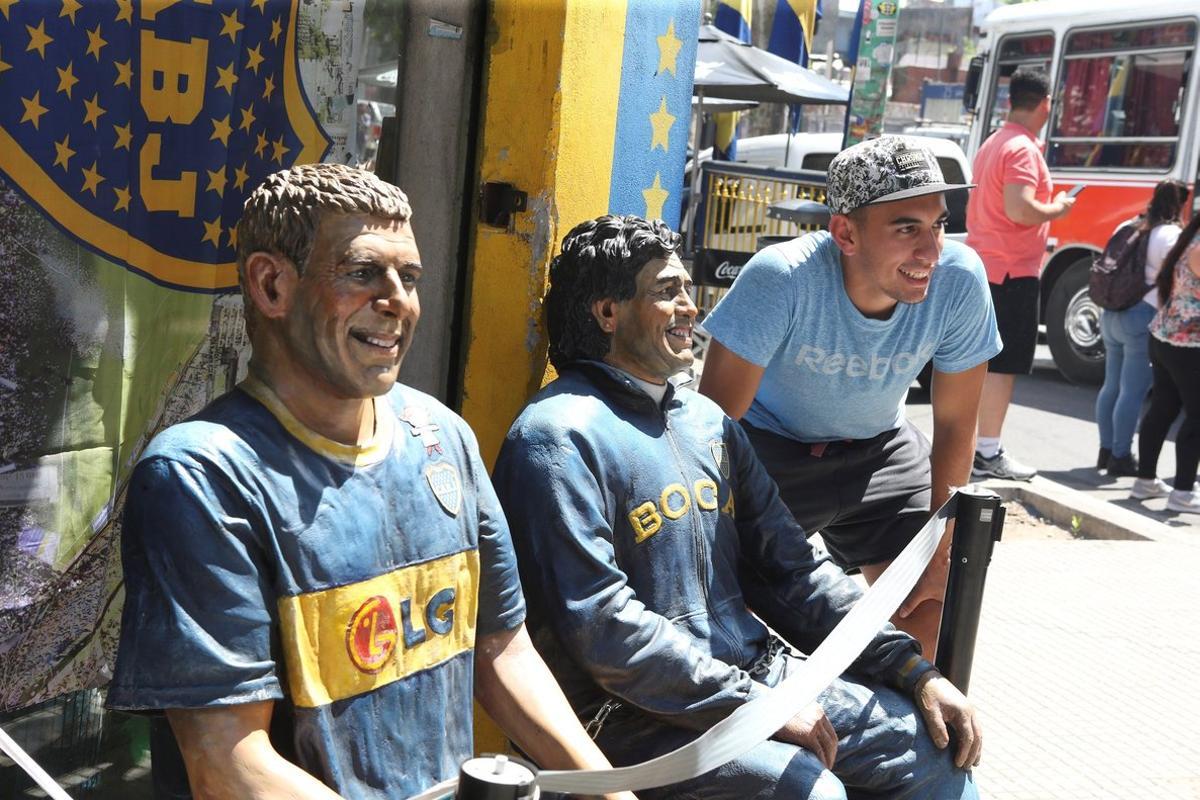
[976,475,1179,543]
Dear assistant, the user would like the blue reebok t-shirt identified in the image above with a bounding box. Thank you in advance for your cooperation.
[702,231,1001,441]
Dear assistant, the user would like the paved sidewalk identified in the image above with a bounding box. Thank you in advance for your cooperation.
[969,534,1200,799]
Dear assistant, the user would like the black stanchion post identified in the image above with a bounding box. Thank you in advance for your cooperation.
[935,486,1005,694]
[455,755,538,800]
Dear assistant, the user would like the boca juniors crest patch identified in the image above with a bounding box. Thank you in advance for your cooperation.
[425,462,462,517]
[710,440,730,480]
[0,0,331,291]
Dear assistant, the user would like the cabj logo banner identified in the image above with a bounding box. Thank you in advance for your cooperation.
[0,0,330,291]
[0,0,366,712]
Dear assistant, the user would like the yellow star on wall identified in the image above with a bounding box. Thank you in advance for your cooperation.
[251,0,267,12]
[206,167,227,196]
[26,21,53,59]
[20,90,48,128]
[262,75,276,100]
[0,47,10,74]
[115,0,132,24]
[113,121,132,150]
[0,0,18,21]
[643,172,669,221]
[245,44,264,74]
[214,61,238,95]
[649,96,675,152]
[83,93,105,128]
[227,225,239,248]
[238,103,256,132]
[270,134,289,164]
[219,10,244,42]
[59,0,81,24]
[114,59,132,88]
[85,24,106,61]
[81,161,104,196]
[201,217,223,246]
[53,134,75,170]
[656,20,682,77]
[254,131,268,157]
[56,61,78,98]
[210,114,232,146]
[269,17,282,45]
[234,163,250,191]
[113,185,131,212]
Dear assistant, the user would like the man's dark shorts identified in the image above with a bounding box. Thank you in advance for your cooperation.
[742,420,931,569]
[987,275,1040,375]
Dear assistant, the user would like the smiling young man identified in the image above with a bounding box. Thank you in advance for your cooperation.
[492,215,981,800]
[107,164,633,800]
[699,136,1001,659]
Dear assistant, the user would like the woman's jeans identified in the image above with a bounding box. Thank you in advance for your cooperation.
[1096,301,1156,459]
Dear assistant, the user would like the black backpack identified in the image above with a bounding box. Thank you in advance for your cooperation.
[1090,219,1152,311]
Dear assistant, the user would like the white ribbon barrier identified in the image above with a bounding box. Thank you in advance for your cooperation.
[0,496,955,800]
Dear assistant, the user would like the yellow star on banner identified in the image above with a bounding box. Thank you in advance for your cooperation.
[234,162,250,191]
[270,134,289,164]
[201,217,223,246]
[251,0,267,11]
[649,96,675,152]
[245,43,264,74]
[0,47,10,74]
[26,21,53,58]
[269,17,282,45]
[210,114,232,146]
[642,172,669,221]
[214,61,238,94]
[113,185,130,212]
[81,161,104,196]
[53,134,75,170]
[20,91,48,128]
[254,131,268,157]
[83,93,105,128]
[85,24,107,60]
[238,103,256,132]
[219,10,244,42]
[0,0,18,21]
[206,167,227,196]
[115,0,132,24]
[113,121,132,150]
[656,20,682,77]
[114,59,132,88]
[56,61,78,97]
[262,74,276,100]
[227,225,239,248]
[59,0,81,24]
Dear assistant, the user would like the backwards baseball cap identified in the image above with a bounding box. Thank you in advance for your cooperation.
[825,136,974,216]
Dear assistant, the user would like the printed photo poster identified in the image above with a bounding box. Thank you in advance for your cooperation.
[843,0,900,148]
[0,0,374,710]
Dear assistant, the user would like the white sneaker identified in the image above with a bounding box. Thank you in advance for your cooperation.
[1166,489,1200,514]
[1131,478,1171,500]
[972,448,1037,481]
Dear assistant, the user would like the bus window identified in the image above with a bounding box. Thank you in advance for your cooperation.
[1048,21,1196,170]
[983,32,1054,138]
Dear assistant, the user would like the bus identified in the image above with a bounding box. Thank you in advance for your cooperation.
[963,0,1199,384]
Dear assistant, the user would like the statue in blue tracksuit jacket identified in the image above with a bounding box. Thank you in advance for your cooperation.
[493,215,982,800]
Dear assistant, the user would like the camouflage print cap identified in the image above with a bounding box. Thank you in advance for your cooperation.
[825,136,974,216]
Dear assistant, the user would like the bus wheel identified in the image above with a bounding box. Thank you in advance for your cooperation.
[1045,257,1105,386]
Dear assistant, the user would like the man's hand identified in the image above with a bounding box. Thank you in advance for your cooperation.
[773,702,838,769]
[1050,190,1077,218]
[898,535,950,619]
[914,672,982,769]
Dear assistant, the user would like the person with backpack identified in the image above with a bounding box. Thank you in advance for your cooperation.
[1133,206,1200,514]
[1093,180,1190,476]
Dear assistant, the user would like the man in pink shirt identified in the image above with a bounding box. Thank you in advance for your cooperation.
[966,67,1075,480]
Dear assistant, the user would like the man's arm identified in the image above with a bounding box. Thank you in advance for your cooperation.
[474,624,636,800]
[898,362,987,619]
[697,339,765,420]
[167,703,343,800]
[1002,183,1074,226]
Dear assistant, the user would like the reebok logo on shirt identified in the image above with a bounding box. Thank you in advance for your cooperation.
[794,342,937,379]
